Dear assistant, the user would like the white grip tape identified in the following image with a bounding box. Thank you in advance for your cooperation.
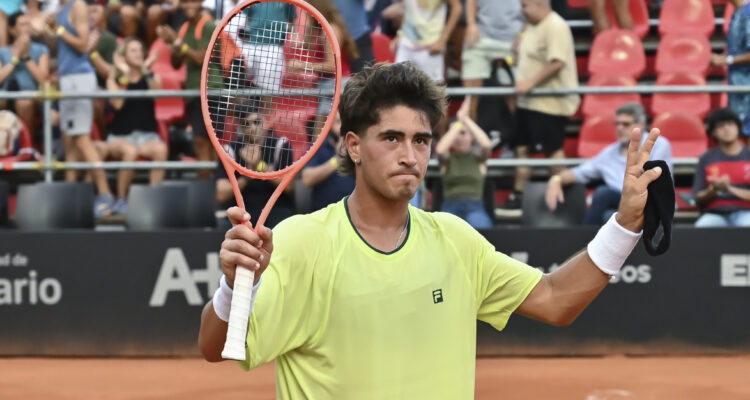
[221,266,255,361]
[586,213,642,276]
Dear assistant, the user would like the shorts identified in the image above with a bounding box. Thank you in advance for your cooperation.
[243,44,284,91]
[461,37,513,81]
[395,41,444,82]
[107,130,162,147]
[515,108,567,155]
[59,73,96,136]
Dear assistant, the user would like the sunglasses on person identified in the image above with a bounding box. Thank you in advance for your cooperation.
[614,120,635,128]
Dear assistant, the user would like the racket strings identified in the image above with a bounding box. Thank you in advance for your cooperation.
[205,1,337,175]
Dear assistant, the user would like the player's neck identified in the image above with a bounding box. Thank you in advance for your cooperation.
[347,189,409,229]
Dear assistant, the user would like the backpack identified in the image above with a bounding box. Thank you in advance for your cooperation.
[0,111,21,157]
[178,14,245,80]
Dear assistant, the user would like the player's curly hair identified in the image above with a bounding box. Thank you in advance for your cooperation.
[337,62,447,175]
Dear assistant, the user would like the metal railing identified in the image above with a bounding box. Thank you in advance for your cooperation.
[2,83,737,181]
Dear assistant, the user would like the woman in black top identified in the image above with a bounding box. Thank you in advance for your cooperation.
[106,37,168,214]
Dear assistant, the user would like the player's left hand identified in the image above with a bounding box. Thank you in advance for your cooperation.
[616,127,663,233]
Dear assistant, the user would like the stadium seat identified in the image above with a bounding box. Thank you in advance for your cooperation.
[160,180,216,228]
[651,73,711,119]
[655,33,711,76]
[521,182,587,227]
[126,184,189,230]
[659,0,715,38]
[724,3,734,36]
[651,112,708,157]
[155,74,186,143]
[578,114,617,158]
[581,74,641,118]
[606,0,649,39]
[371,32,395,63]
[566,0,587,8]
[588,29,646,79]
[15,182,95,230]
[150,38,186,82]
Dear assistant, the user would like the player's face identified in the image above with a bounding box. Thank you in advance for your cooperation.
[712,121,740,145]
[614,114,642,146]
[351,105,433,202]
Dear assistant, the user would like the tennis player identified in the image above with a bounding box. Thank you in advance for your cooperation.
[198,62,663,399]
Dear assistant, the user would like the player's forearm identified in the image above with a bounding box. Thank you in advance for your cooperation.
[541,251,610,326]
[198,300,229,362]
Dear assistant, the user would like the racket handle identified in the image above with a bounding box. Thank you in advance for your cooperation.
[221,266,255,361]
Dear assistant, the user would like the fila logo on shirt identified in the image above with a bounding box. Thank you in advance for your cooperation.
[432,289,443,304]
[721,254,750,287]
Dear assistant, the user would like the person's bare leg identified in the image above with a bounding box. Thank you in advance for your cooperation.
[587,0,610,34]
[73,134,111,195]
[514,145,532,192]
[139,140,168,184]
[62,134,79,182]
[93,99,107,145]
[120,5,139,38]
[0,11,7,48]
[462,79,483,121]
[548,148,566,176]
[145,4,165,45]
[193,136,215,179]
[14,100,36,141]
[108,139,136,198]
[613,0,633,30]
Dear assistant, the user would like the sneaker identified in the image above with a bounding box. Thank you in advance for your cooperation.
[111,198,128,215]
[495,191,523,218]
[94,193,115,218]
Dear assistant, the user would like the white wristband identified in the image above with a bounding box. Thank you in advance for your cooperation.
[586,213,642,276]
[213,274,262,322]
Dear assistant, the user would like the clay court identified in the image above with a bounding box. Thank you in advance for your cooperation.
[2,356,749,399]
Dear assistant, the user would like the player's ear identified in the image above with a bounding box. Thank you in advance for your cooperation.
[345,130,361,162]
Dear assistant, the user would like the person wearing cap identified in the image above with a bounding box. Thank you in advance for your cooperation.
[692,108,750,227]
[545,103,673,225]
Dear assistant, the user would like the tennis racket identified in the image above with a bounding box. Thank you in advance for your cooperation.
[200,0,342,360]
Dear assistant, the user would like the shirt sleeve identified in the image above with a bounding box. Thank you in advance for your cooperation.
[200,20,216,49]
[239,216,321,370]
[651,138,673,173]
[545,20,574,64]
[692,154,708,194]
[571,157,602,183]
[476,241,543,332]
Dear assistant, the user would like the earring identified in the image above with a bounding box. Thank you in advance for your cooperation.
[354,158,360,165]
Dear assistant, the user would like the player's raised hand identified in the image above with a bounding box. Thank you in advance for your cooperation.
[616,128,663,233]
[220,207,273,286]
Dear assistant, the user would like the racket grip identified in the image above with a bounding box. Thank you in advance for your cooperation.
[221,266,256,361]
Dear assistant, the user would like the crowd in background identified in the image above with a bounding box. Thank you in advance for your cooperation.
[0,0,749,228]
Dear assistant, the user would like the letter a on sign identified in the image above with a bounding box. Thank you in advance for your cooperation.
[150,248,203,306]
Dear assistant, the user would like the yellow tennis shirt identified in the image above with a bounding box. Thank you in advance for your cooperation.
[239,198,542,399]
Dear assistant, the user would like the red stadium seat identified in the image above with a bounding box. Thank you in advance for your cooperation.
[578,114,617,158]
[155,74,186,143]
[588,29,646,79]
[659,0,715,38]
[581,74,642,118]
[724,3,734,36]
[371,32,395,63]
[651,73,711,119]
[606,0,650,39]
[655,33,711,76]
[567,0,587,9]
[150,39,186,83]
[651,112,708,157]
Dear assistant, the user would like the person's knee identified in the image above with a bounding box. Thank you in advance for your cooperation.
[695,213,728,228]
[15,99,34,112]
[146,4,163,20]
[120,143,138,161]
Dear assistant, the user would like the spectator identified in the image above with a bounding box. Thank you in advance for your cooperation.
[50,0,114,217]
[392,0,462,83]
[0,12,49,137]
[105,37,167,215]
[332,0,375,73]
[145,0,180,45]
[545,103,673,225]
[692,108,750,227]
[0,0,23,47]
[156,0,215,179]
[462,0,522,121]
[501,0,579,211]
[711,0,750,137]
[301,111,355,211]
[215,109,295,230]
[435,97,493,228]
[86,0,118,144]
[587,0,633,35]
[22,0,56,49]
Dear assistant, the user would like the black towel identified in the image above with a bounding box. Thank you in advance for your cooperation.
[642,160,675,256]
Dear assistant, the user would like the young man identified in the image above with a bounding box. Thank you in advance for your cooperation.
[545,103,673,225]
[300,111,356,212]
[156,0,215,179]
[198,62,664,398]
[501,0,579,211]
[692,108,750,227]
[51,0,114,217]
[0,12,49,137]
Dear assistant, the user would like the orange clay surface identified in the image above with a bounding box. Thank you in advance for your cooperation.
[1,356,749,399]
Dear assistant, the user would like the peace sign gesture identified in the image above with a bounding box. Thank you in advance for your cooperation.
[616,127,664,233]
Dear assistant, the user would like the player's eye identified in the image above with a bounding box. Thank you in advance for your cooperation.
[385,135,398,142]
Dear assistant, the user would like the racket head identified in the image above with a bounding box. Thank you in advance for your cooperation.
[200,0,342,180]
